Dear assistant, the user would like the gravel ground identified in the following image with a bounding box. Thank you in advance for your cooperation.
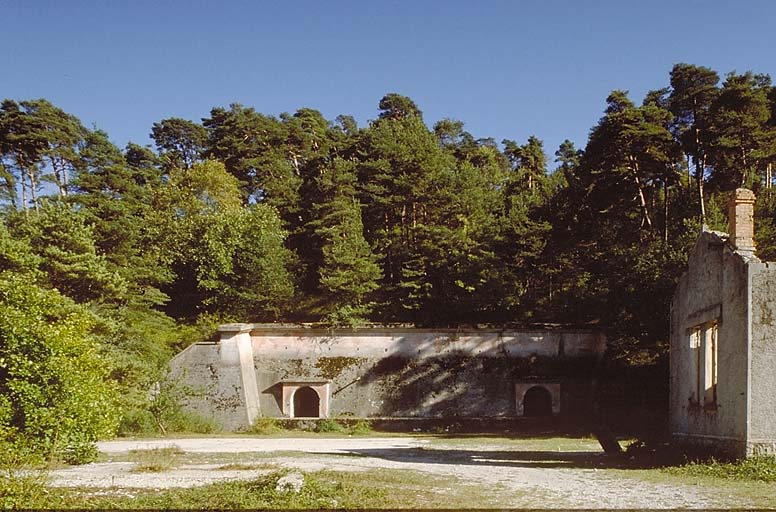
[46,437,751,508]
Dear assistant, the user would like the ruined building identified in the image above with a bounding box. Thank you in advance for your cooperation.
[170,325,606,431]
[670,188,776,457]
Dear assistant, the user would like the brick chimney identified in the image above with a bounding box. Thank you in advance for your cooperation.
[728,188,756,253]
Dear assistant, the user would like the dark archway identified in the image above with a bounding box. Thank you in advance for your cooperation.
[523,386,553,417]
[293,386,320,418]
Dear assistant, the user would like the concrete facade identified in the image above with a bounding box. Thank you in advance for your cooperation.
[670,189,776,457]
[170,325,606,431]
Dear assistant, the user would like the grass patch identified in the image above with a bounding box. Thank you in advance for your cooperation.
[215,462,278,471]
[665,455,776,482]
[43,467,516,509]
[128,446,184,473]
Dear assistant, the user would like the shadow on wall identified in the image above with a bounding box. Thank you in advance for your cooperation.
[350,341,597,419]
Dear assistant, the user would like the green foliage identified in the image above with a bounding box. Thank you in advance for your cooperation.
[348,419,373,435]
[0,434,47,509]
[7,200,127,303]
[0,273,119,463]
[248,417,283,435]
[315,418,347,433]
[151,117,207,170]
[312,158,381,324]
[151,160,294,320]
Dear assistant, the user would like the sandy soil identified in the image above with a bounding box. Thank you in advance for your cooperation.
[46,437,750,508]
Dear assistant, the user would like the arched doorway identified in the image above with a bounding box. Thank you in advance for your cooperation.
[522,386,553,417]
[293,386,320,418]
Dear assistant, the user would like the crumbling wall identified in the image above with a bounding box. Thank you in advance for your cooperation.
[669,230,750,457]
[168,342,247,431]
[748,262,776,455]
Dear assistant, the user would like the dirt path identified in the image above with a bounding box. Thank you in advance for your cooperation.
[48,437,748,508]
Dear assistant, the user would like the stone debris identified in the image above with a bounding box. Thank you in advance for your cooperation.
[275,472,304,493]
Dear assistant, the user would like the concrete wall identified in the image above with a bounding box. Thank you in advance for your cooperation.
[171,326,605,431]
[168,342,252,432]
[670,230,751,456]
[748,262,776,455]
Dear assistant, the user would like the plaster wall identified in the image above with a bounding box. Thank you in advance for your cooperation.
[748,263,776,454]
[168,342,248,431]
[246,328,605,359]
[171,327,604,430]
[670,231,750,455]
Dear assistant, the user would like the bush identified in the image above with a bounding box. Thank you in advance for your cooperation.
[0,274,119,463]
[117,409,158,436]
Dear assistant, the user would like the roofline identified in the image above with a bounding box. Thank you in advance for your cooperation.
[217,322,607,335]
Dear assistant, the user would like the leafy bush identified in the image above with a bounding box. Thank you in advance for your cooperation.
[0,273,119,463]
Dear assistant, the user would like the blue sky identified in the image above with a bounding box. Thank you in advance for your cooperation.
[2,0,774,164]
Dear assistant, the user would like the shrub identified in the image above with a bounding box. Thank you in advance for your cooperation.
[0,274,120,463]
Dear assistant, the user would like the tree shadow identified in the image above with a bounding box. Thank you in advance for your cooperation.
[344,446,659,470]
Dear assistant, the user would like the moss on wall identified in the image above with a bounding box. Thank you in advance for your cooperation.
[314,357,363,379]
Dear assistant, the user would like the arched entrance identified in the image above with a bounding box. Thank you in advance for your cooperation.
[292,386,320,418]
[523,385,553,417]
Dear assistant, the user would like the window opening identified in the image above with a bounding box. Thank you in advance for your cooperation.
[687,321,717,408]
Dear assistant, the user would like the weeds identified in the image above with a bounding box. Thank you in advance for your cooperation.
[248,417,374,436]
[0,438,48,509]
[248,417,283,435]
[129,446,184,473]
[666,455,776,482]
[56,470,387,509]
[348,420,373,435]
[216,462,277,471]
[315,419,346,433]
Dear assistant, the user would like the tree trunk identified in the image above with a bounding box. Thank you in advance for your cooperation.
[29,168,38,210]
[664,179,669,243]
[629,156,652,229]
[21,168,28,211]
[693,115,707,224]
[696,154,706,225]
